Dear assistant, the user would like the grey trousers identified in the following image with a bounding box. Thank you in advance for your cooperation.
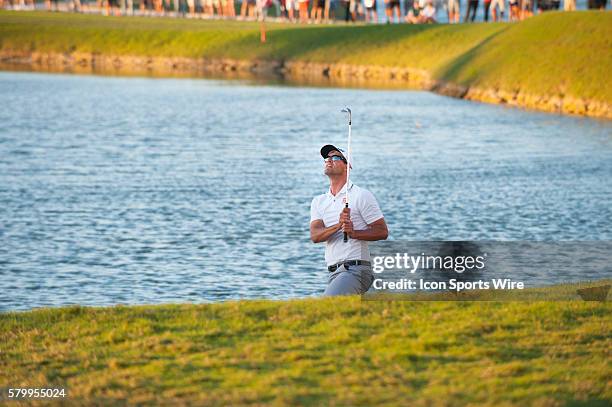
[324,264,374,297]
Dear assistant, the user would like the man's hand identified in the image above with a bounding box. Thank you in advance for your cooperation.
[339,207,351,226]
[342,219,354,237]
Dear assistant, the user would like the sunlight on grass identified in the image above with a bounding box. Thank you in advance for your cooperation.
[1,10,610,103]
[1,281,610,405]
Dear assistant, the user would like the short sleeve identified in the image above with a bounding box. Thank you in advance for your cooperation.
[359,189,384,225]
[310,196,323,223]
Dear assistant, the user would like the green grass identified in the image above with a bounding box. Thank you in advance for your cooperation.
[1,11,611,103]
[1,282,610,405]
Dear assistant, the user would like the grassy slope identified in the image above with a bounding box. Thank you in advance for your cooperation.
[0,11,611,103]
[1,286,611,405]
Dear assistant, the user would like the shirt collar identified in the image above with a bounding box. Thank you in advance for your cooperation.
[327,182,354,198]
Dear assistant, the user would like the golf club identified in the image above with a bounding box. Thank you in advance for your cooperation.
[341,107,352,243]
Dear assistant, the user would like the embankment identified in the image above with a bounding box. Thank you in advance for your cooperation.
[1,281,610,404]
[1,11,611,118]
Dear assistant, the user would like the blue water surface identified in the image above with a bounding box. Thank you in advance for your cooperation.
[1,72,611,310]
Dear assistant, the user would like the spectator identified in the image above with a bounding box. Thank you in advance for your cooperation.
[284,0,296,19]
[185,0,195,15]
[490,0,504,20]
[271,0,282,14]
[340,0,351,21]
[226,0,236,15]
[364,0,377,22]
[588,0,607,8]
[10,0,35,9]
[66,0,82,11]
[420,0,436,22]
[20,0,607,23]
[542,0,561,10]
[520,0,533,19]
[122,0,135,14]
[405,0,421,22]
[297,0,309,22]
[464,0,478,21]
[406,0,436,22]
[349,0,363,20]
[446,0,460,23]
[324,0,335,21]
[98,0,122,15]
[483,0,491,21]
[508,0,519,21]
[139,0,147,13]
[215,0,225,15]
[203,0,213,15]
[256,0,271,19]
[385,0,401,23]
[312,0,324,22]
[241,0,256,17]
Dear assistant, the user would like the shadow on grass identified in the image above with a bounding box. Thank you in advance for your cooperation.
[222,23,440,63]
[565,400,611,407]
[435,25,511,85]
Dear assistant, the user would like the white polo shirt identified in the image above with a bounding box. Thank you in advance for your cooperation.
[310,183,384,266]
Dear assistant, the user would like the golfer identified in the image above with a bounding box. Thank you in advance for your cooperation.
[310,144,389,296]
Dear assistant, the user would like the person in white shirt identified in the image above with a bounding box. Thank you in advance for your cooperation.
[420,0,436,22]
[310,144,389,296]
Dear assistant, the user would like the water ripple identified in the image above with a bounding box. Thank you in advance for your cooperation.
[1,72,611,311]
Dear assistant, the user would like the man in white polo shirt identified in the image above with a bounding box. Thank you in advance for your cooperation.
[310,144,389,296]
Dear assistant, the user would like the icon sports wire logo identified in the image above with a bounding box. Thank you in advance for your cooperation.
[366,241,612,301]
[372,253,487,274]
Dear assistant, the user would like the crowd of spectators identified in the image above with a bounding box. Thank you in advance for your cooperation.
[0,0,608,23]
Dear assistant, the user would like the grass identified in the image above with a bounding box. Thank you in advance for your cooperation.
[1,281,610,405]
[0,11,611,104]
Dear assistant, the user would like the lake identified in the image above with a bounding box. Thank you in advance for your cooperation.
[1,71,611,311]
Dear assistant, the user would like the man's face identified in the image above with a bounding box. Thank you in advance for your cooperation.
[323,150,347,176]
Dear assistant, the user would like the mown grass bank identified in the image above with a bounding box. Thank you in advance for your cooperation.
[0,10,611,118]
[1,282,610,405]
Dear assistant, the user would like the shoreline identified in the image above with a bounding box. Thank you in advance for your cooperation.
[3,279,610,313]
[2,50,610,119]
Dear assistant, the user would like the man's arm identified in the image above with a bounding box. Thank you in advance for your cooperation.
[310,219,342,243]
[343,217,388,241]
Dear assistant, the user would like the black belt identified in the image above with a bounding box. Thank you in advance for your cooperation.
[328,260,372,273]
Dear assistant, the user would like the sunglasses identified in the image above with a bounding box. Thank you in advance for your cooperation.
[324,155,347,163]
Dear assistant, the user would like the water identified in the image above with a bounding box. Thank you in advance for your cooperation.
[1,71,611,311]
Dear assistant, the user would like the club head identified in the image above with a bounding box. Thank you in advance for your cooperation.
[341,107,352,124]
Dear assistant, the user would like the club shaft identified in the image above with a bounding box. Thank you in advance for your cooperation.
[344,110,352,243]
